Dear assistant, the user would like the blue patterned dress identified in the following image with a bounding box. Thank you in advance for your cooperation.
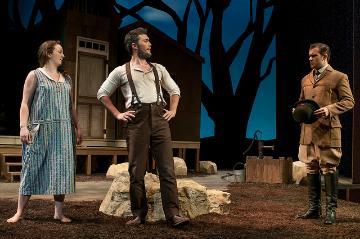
[19,68,76,195]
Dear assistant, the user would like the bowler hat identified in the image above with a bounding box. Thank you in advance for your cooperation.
[292,99,320,124]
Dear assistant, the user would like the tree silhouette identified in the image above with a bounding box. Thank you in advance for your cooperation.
[2,0,277,167]
[201,0,277,165]
[111,0,278,166]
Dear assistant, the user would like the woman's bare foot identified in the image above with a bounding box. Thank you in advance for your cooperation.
[54,215,72,223]
[6,213,23,223]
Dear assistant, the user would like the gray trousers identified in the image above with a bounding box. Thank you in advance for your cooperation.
[126,103,179,220]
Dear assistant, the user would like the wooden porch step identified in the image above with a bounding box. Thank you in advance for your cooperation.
[5,162,22,166]
[5,162,22,173]
[5,172,21,182]
[1,153,22,177]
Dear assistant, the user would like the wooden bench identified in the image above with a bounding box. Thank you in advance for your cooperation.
[0,144,128,177]
[76,146,128,175]
[0,138,200,178]
[172,141,200,172]
[0,152,22,182]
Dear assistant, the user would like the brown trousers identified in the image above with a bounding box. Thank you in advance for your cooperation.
[298,143,342,174]
[126,103,179,220]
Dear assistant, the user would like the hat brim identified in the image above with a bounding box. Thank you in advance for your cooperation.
[292,99,320,124]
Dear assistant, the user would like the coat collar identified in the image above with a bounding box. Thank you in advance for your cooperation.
[311,65,333,85]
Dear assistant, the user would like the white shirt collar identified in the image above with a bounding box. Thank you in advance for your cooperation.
[38,67,65,82]
[317,64,328,74]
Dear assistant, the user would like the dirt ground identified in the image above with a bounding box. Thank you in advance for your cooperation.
[1,182,360,239]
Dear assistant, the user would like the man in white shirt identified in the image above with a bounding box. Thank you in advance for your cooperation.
[97,27,189,227]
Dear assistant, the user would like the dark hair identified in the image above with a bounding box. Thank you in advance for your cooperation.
[37,40,61,67]
[124,27,148,54]
[309,42,331,62]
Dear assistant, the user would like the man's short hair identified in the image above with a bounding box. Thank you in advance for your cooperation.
[124,27,148,54]
[310,42,331,62]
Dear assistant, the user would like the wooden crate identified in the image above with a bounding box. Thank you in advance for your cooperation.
[246,156,293,184]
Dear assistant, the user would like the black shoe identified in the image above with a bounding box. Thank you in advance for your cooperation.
[125,216,145,226]
[167,215,190,228]
[296,210,321,219]
[324,211,336,225]
[296,173,321,220]
[324,173,337,225]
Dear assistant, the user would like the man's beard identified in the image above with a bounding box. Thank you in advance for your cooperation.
[138,48,151,59]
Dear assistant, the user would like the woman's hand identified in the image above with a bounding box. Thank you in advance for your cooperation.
[20,127,31,144]
[76,127,83,145]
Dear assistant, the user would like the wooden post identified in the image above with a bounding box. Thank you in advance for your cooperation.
[0,154,4,176]
[353,0,360,184]
[112,155,117,165]
[178,148,184,158]
[195,149,200,172]
[86,155,91,175]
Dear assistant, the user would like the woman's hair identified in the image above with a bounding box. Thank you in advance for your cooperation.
[37,40,61,67]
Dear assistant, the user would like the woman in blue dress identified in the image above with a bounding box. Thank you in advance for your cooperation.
[7,40,82,223]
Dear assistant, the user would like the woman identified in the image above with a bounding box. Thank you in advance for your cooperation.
[7,40,82,223]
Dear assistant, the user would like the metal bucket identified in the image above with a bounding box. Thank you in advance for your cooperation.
[233,162,246,183]
[234,169,245,183]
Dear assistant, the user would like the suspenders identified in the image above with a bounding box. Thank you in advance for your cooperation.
[125,62,164,107]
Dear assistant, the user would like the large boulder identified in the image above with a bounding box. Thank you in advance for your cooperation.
[99,172,132,218]
[106,162,129,178]
[107,158,187,178]
[292,161,307,184]
[207,189,231,214]
[99,172,230,222]
[199,161,218,174]
[174,157,187,176]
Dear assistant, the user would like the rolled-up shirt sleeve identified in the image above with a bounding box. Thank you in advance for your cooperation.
[157,64,180,96]
[97,67,123,100]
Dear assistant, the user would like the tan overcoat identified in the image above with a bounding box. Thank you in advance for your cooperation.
[299,65,355,147]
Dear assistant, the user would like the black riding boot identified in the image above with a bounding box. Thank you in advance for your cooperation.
[296,173,321,219]
[324,173,337,224]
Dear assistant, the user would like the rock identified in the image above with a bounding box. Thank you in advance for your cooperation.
[177,180,210,219]
[174,157,187,176]
[106,162,129,178]
[99,172,132,218]
[292,161,307,185]
[99,172,230,222]
[199,161,217,174]
[207,189,231,214]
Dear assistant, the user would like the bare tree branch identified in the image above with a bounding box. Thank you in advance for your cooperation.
[114,3,145,23]
[201,80,213,113]
[225,20,254,65]
[181,0,193,45]
[264,0,276,8]
[143,0,185,44]
[235,0,275,95]
[260,4,277,46]
[250,0,253,21]
[28,0,40,31]
[260,57,276,81]
[115,0,188,44]
[194,0,210,54]
[225,0,257,65]
[116,1,147,19]
[38,0,57,20]
[193,0,204,18]
[12,0,25,30]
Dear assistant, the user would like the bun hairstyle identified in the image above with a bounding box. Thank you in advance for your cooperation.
[38,40,61,67]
